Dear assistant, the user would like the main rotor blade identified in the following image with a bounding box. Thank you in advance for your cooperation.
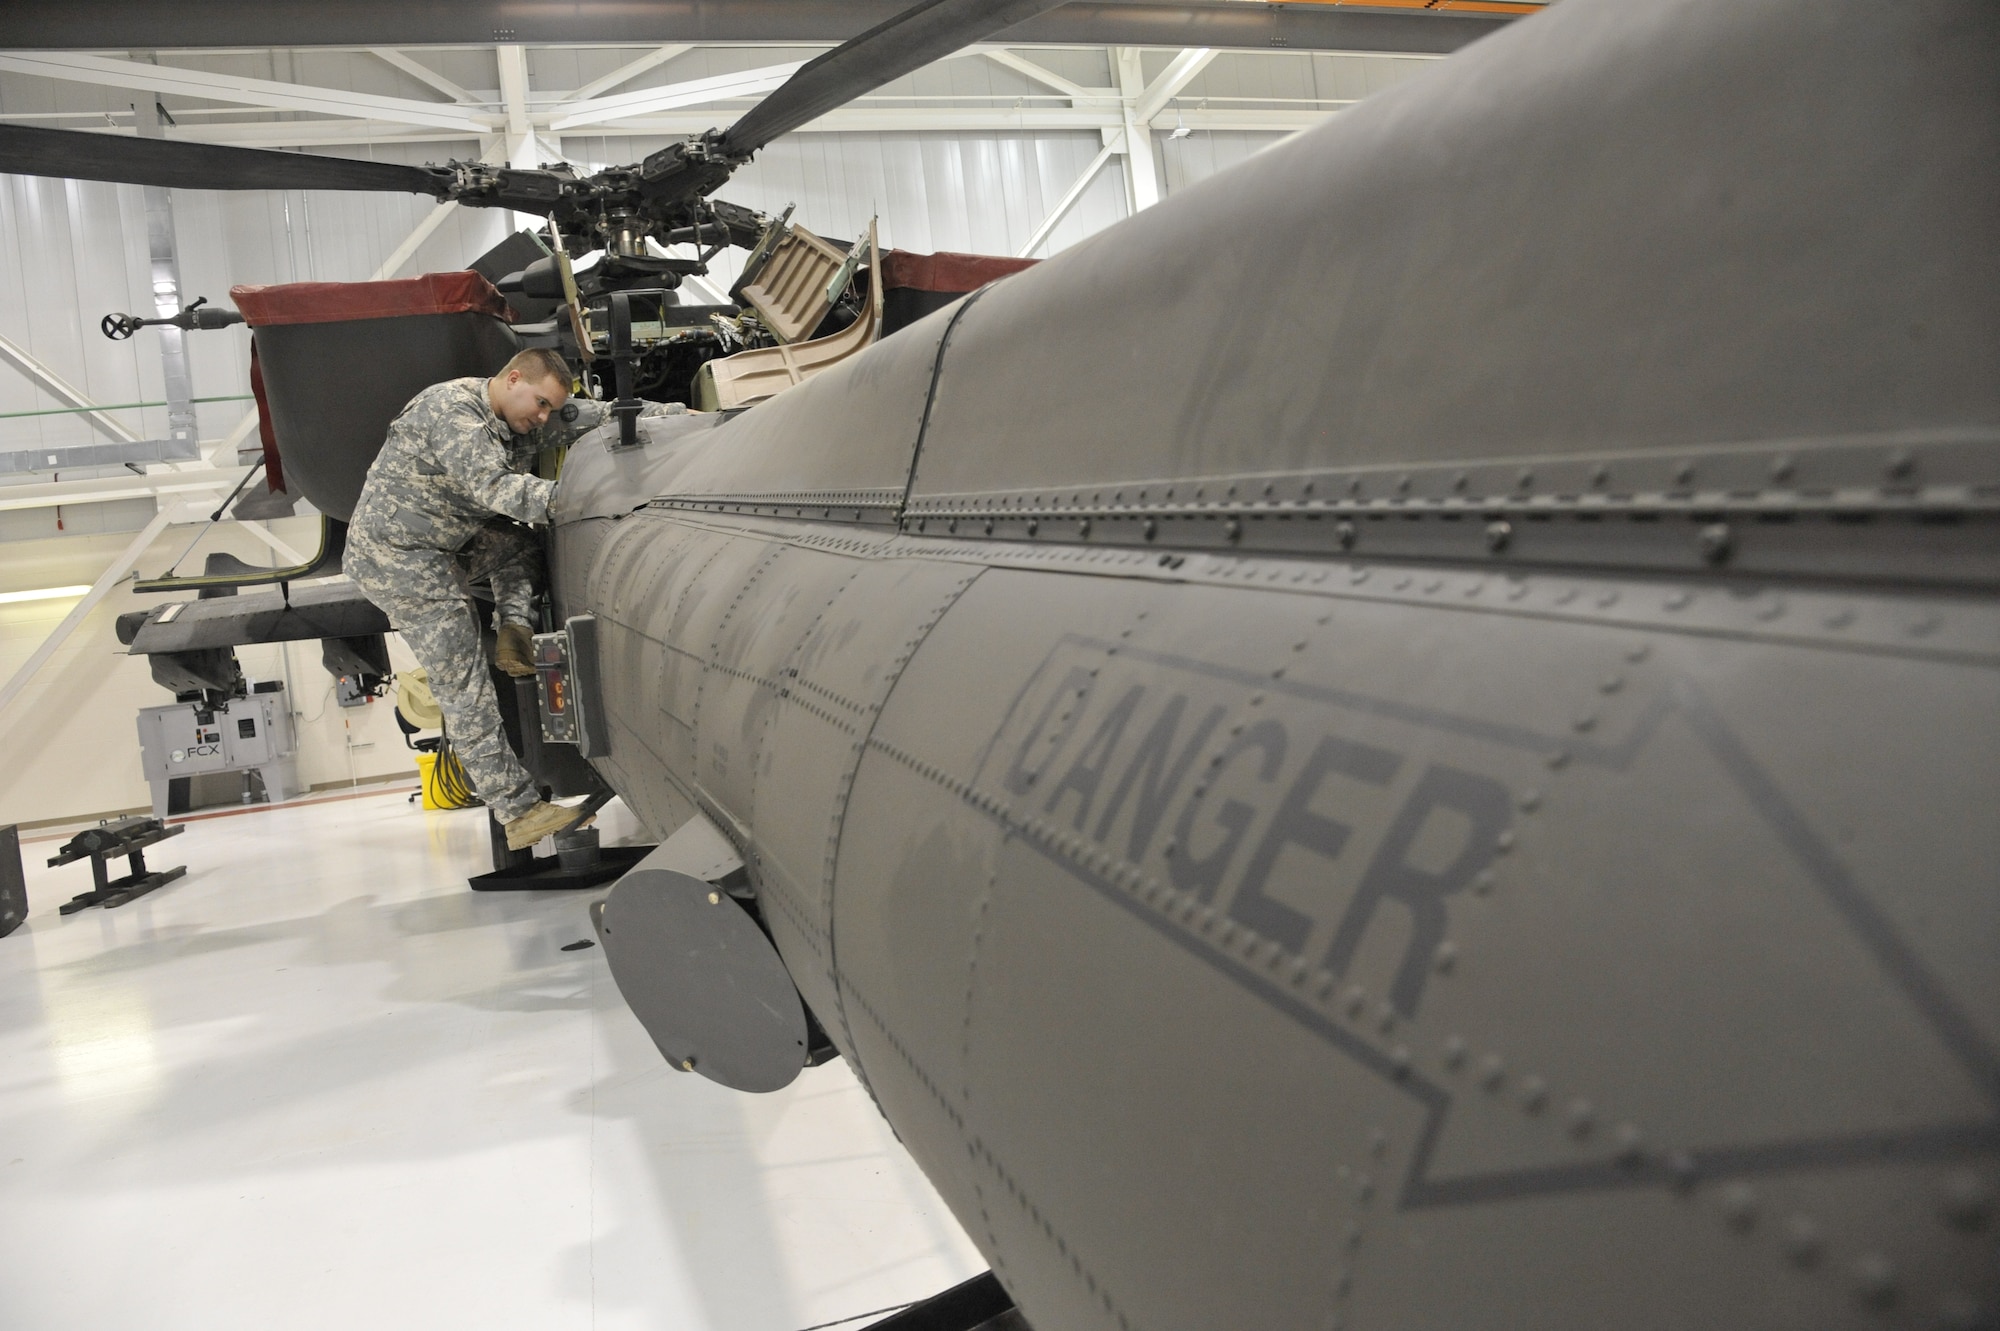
[718,0,1070,157]
[0,123,448,197]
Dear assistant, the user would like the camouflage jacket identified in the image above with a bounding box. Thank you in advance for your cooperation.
[350,376,668,553]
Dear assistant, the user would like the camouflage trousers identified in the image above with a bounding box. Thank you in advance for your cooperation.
[464,520,543,631]
[345,521,543,821]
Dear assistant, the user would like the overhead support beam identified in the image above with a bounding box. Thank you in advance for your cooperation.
[564,44,694,103]
[0,465,250,514]
[1018,141,1117,258]
[0,3,1516,54]
[1135,47,1217,124]
[0,332,143,447]
[976,47,1114,106]
[495,44,536,166]
[0,50,499,134]
[367,48,482,105]
[1113,47,1162,213]
[494,44,557,228]
[549,61,808,132]
[0,504,175,721]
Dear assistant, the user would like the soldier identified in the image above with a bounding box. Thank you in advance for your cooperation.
[346,348,670,850]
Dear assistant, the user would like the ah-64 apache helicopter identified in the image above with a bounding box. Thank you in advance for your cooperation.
[3,0,1995,1327]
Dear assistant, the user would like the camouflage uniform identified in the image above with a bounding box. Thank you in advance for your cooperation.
[464,517,543,629]
[345,376,664,820]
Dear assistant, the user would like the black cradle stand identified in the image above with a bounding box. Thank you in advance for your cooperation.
[48,816,188,914]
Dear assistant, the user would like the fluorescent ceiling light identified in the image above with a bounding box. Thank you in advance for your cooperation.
[0,584,92,604]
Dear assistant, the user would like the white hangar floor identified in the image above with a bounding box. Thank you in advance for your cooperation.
[0,787,983,1331]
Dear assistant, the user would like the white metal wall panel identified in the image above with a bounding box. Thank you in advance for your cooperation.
[0,175,160,450]
[1160,130,1291,196]
[1,139,510,449]
[1174,50,1434,110]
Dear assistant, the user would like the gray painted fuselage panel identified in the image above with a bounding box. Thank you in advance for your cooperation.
[553,0,2000,1325]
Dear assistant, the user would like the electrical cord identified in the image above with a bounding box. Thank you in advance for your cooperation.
[294,681,338,726]
[390,673,478,810]
[425,724,481,810]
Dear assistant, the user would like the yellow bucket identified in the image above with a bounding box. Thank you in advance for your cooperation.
[414,751,446,810]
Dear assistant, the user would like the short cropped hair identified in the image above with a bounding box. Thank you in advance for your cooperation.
[500,347,573,390]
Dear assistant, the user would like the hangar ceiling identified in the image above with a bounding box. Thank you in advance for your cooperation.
[0,41,1460,153]
[0,0,1532,167]
[0,2,1532,55]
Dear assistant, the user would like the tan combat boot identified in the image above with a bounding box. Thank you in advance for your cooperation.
[495,623,535,678]
[504,800,595,851]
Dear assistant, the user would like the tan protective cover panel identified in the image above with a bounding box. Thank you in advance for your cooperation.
[695,224,882,412]
[739,223,847,344]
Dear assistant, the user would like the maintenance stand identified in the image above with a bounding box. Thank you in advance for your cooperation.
[48,817,187,914]
[468,792,647,892]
